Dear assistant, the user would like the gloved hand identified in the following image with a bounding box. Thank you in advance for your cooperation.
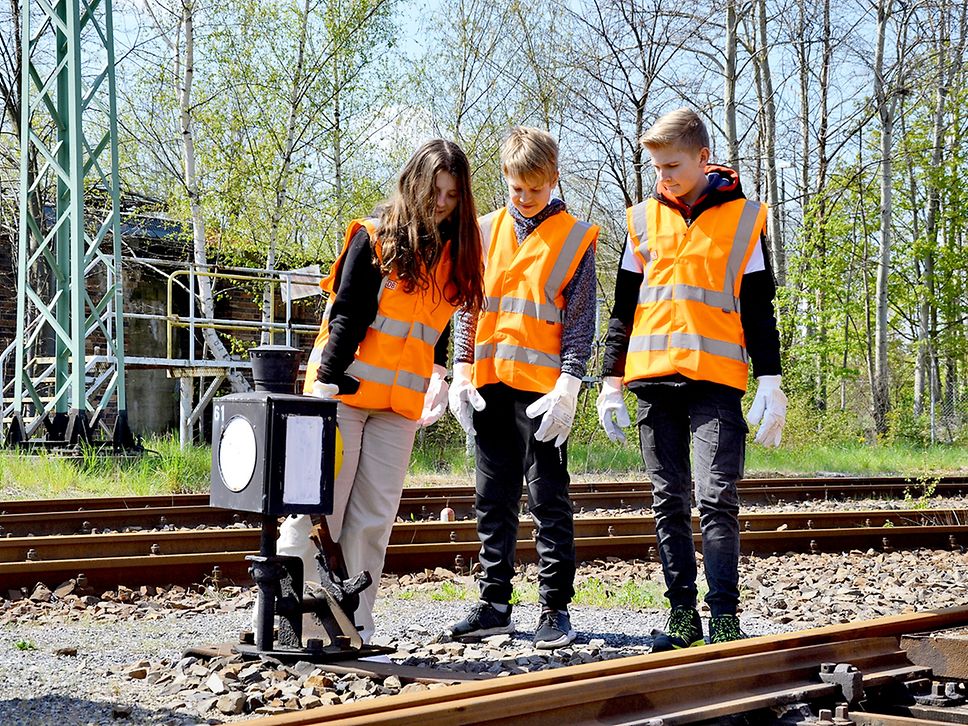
[417,365,449,427]
[596,376,630,444]
[310,380,340,399]
[747,374,788,447]
[525,373,582,447]
[448,362,486,435]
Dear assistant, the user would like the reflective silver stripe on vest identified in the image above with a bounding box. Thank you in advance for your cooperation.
[497,297,562,323]
[723,200,761,299]
[630,202,648,253]
[320,298,334,324]
[628,332,748,363]
[368,314,440,346]
[346,359,429,393]
[308,345,323,364]
[475,342,561,369]
[411,321,441,346]
[371,314,411,338]
[397,370,430,392]
[638,283,738,312]
[545,220,592,298]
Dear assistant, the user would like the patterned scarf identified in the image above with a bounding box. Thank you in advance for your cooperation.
[506,198,567,245]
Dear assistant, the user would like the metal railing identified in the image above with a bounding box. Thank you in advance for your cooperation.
[1,256,325,439]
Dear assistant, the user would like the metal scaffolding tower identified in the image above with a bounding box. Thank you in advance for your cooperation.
[10,0,135,449]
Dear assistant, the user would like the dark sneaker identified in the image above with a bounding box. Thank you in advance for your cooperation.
[650,607,704,653]
[709,614,748,644]
[445,601,513,640]
[534,609,576,649]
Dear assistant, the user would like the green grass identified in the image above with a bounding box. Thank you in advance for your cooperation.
[744,441,968,477]
[0,434,210,500]
[572,577,665,610]
[1,430,965,502]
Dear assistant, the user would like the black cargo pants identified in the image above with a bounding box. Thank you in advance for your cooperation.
[635,380,748,617]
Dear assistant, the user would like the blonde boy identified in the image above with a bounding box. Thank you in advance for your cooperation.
[445,127,599,649]
[597,108,786,651]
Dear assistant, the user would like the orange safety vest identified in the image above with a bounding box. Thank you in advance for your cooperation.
[473,208,598,394]
[624,197,767,392]
[304,218,457,420]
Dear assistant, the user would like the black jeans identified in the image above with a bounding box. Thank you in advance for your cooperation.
[473,382,576,611]
[635,381,747,616]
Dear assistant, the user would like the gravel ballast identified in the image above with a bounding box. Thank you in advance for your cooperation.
[2,545,968,724]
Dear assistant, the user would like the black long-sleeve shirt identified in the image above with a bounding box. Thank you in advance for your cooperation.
[601,167,781,389]
[315,227,450,389]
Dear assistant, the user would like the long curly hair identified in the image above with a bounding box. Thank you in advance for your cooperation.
[374,140,484,313]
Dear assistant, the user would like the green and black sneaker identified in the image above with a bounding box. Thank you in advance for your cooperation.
[709,614,748,644]
[650,607,704,653]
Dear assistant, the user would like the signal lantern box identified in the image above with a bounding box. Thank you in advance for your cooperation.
[210,391,337,516]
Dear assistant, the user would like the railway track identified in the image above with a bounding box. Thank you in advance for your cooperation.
[2,475,965,536]
[244,605,968,725]
[2,507,967,591]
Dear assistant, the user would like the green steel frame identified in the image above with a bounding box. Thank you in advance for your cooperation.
[12,0,133,448]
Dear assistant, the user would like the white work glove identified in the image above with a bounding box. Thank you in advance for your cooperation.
[417,365,449,427]
[596,376,630,444]
[448,362,486,435]
[310,380,339,399]
[747,374,788,447]
[525,373,582,447]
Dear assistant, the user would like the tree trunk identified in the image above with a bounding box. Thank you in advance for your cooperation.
[260,0,311,345]
[723,0,739,166]
[179,0,248,391]
[755,0,784,284]
[871,0,893,434]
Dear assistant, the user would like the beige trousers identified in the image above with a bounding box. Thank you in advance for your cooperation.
[278,403,418,643]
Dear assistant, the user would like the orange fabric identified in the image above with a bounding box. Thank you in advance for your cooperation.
[625,197,766,391]
[473,208,598,394]
[304,219,456,419]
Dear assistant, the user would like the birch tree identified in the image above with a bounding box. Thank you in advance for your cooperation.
[144,0,248,391]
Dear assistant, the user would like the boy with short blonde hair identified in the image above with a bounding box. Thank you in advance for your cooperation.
[597,107,786,651]
[500,126,559,183]
[445,126,599,649]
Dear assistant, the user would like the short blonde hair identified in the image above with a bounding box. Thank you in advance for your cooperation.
[500,126,559,184]
[640,108,710,153]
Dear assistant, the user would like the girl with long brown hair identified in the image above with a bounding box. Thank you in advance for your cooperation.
[279,139,484,643]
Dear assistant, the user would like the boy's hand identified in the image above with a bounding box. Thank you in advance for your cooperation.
[525,373,582,447]
[418,365,449,427]
[747,375,787,447]
[596,376,630,444]
[448,362,485,435]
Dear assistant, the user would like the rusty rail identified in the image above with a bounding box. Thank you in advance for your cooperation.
[242,606,968,725]
[3,509,968,591]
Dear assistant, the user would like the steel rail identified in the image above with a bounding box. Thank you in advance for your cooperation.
[2,474,964,514]
[3,477,967,536]
[241,606,968,725]
[3,517,968,591]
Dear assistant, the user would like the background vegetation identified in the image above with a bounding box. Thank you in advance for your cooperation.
[1,0,966,448]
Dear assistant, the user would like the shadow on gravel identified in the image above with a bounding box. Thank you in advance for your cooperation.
[573,630,654,648]
[0,695,205,725]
